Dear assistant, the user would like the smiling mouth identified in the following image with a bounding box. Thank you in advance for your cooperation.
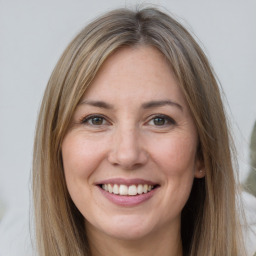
[100,184,158,196]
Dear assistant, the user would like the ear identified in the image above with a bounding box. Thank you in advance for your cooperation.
[194,145,205,179]
[194,166,205,178]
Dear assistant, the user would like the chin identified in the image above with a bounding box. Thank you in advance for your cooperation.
[99,214,156,241]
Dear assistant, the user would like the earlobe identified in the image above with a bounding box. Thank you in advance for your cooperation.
[194,143,205,178]
[194,168,205,178]
[194,154,205,178]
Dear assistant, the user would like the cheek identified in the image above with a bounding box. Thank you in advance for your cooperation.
[61,133,106,215]
[150,134,198,175]
[150,135,197,218]
[62,133,106,180]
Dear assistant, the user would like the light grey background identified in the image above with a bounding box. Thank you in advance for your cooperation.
[0,0,255,255]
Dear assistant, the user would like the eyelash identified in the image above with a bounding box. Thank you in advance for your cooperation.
[80,114,176,127]
[81,114,110,126]
[147,114,176,127]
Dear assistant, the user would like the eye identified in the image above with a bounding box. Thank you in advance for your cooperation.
[148,115,176,127]
[81,115,109,126]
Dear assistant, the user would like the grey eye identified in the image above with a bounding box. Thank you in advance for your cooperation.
[90,116,104,125]
[148,115,176,127]
[153,117,166,126]
[82,115,108,126]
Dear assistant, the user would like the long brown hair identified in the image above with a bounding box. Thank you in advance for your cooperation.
[33,7,246,255]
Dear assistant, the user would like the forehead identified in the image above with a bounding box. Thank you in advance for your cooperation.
[81,46,187,108]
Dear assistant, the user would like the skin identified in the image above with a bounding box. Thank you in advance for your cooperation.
[62,46,204,256]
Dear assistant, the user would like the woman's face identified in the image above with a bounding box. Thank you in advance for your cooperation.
[62,46,204,241]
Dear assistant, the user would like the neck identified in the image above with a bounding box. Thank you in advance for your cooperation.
[86,223,183,256]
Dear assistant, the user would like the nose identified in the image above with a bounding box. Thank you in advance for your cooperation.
[108,125,148,170]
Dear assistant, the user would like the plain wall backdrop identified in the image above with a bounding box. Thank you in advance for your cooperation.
[0,0,255,255]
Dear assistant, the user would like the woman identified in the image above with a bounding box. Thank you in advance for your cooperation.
[33,7,246,256]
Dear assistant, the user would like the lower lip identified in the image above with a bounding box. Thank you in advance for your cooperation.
[98,187,157,207]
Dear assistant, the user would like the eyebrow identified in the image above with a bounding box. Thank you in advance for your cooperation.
[79,99,183,111]
[142,100,183,111]
[79,100,114,109]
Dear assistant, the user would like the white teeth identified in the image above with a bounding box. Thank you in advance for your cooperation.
[137,184,143,194]
[108,184,113,193]
[113,184,119,194]
[101,184,155,196]
[143,184,148,193]
[128,185,137,196]
[119,184,128,195]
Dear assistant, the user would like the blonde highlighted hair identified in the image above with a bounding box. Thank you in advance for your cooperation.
[33,7,246,255]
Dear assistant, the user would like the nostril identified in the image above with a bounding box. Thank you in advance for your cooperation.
[108,148,149,170]
[107,131,148,169]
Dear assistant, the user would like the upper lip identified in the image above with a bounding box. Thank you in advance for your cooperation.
[96,178,158,186]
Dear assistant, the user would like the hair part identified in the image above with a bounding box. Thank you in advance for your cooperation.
[33,7,246,256]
